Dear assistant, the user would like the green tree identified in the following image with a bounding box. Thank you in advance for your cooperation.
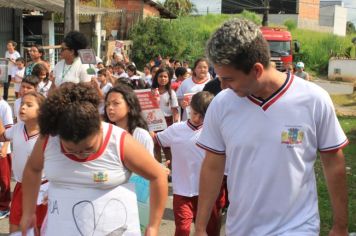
[163,0,197,17]
[129,17,187,69]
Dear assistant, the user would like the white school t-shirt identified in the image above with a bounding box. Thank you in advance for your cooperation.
[5,50,21,75]
[197,74,348,236]
[159,90,179,117]
[5,122,39,182]
[176,77,210,120]
[101,82,113,97]
[133,127,154,155]
[156,120,204,197]
[0,99,13,153]
[38,80,53,97]
[54,58,92,86]
[11,67,25,92]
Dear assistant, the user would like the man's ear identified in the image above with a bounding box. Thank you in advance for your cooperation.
[253,63,264,80]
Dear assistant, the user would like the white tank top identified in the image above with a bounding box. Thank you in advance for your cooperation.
[44,122,131,189]
[43,122,140,235]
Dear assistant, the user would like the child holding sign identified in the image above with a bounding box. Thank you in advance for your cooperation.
[151,67,179,165]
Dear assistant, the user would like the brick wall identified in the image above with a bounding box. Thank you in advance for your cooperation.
[298,0,320,20]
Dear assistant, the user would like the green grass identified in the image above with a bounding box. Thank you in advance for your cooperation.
[317,116,356,235]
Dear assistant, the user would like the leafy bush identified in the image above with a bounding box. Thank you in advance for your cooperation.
[284,19,297,31]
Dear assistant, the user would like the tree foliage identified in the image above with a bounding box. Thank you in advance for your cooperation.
[129,17,186,69]
[163,0,196,17]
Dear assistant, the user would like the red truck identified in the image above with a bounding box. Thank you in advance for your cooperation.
[260,27,299,71]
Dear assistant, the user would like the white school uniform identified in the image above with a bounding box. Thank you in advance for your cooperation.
[54,58,92,86]
[176,77,210,121]
[101,82,113,97]
[11,67,25,93]
[5,50,20,78]
[43,122,140,235]
[0,99,13,154]
[159,90,179,117]
[38,80,53,97]
[133,127,154,155]
[4,122,39,182]
[197,74,348,236]
[156,120,203,197]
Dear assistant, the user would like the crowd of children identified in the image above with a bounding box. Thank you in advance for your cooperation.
[0,30,230,235]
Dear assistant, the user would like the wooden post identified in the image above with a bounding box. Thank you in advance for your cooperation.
[64,0,79,35]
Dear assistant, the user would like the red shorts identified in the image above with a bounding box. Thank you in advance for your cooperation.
[9,182,47,227]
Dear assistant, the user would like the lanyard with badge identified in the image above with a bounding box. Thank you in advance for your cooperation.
[62,60,75,81]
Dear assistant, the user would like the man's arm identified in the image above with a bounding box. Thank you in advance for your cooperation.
[320,149,348,236]
[195,150,225,236]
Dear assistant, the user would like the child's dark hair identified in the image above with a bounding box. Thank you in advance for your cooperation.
[7,40,17,47]
[63,31,88,57]
[97,68,107,76]
[190,91,214,118]
[103,85,148,134]
[151,67,173,100]
[115,62,126,70]
[150,65,159,74]
[22,91,46,109]
[31,63,49,82]
[22,75,40,88]
[175,67,187,78]
[126,64,137,75]
[15,57,25,64]
[39,82,101,143]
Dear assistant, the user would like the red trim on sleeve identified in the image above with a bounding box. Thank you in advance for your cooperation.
[4,124,13,129]
[319,139,349,153]
[120,131,126,163]
[196,142,225,155]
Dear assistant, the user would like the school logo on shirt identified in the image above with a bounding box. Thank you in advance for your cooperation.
[93,171,108,183]
[281,127,304,145]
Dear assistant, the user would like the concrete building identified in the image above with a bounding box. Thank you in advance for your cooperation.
[328,58,356,84]
[319,0,348,36]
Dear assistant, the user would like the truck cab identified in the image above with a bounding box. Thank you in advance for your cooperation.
[260,27,294,71]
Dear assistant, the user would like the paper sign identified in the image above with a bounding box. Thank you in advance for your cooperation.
[129,174,150,232]
[135,89,167,131]
[37,182,49,205]
[184,93,195,120]
[44,183,140,236]
[78,49,97,65]
[0,59,8,83]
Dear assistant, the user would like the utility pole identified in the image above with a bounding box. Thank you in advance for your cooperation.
[64,0,79,35]
[262,0,269,26]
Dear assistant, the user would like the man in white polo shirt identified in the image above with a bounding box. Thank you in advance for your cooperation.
[195,19,349,236]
